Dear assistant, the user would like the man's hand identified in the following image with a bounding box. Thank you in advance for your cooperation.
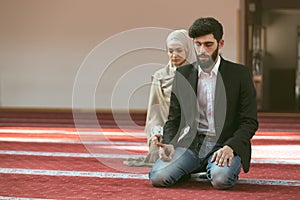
[156,143,174,162]
[211,145,234,167]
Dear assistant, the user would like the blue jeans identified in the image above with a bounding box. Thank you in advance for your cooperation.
[149,146,241,190]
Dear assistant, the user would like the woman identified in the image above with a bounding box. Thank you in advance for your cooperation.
[124,29,196,166]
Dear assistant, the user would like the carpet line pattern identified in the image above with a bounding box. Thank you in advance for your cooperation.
[0,197,49,200]
[1,150,299,165]
[1,168,300,187]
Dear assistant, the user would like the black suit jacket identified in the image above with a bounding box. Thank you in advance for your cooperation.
[163,57,258,173]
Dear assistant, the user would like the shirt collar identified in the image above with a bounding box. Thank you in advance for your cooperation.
[198,55,221,77]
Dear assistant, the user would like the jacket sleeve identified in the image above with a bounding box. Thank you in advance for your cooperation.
[163,71,181,145]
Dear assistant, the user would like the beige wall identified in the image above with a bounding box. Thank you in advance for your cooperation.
[0,0,241,110]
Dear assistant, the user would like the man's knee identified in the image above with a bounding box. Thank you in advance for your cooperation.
[207,155,241,190]
[149,171,163,187]
[149,170,173,187]
[209,169,239,190]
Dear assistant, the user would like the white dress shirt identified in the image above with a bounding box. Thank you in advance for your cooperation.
[197,56,221,136]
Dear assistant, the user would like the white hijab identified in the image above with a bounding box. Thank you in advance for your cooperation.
[166,29,196,65]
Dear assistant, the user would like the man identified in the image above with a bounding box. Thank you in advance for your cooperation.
[149,17,258,190]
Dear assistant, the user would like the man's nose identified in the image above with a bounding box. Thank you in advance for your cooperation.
[198,45,206,54]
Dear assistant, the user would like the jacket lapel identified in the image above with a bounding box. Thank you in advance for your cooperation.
[184,64,198,132]
[214,59,227,135]
[188,63,198,94]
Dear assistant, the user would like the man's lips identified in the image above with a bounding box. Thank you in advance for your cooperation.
[198,55,210,60]
[199,54,209,58]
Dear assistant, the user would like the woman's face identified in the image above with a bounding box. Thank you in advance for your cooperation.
[167,44,186,67]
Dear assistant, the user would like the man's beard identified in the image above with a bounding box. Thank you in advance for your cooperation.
[197,47,218,69]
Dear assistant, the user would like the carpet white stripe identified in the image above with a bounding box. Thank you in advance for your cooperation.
[0,150,299,165]
[2,135,300,144]
[193,177,300,187]
[0,168,148,179]
[253,135,300,140]
[251,159,300,165]
[0,150,145,159]
[2,128,300,138]
[0,138,146,145]
[0,129,145,136]
[0,168,299,187]
[0,197,51,200]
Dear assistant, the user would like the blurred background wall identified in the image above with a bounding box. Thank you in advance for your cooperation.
[0,0,241,110]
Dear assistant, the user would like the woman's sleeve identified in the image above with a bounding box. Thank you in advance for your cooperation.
[144,75,168,144]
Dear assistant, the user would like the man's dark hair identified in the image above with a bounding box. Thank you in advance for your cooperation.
[188,17,223,42]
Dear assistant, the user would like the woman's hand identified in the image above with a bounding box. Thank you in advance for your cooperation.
[152,134,162,145]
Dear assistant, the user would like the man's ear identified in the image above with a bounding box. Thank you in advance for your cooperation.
[219,39,224,49]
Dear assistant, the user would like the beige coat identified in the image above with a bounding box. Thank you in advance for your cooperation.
[144,62,176,143]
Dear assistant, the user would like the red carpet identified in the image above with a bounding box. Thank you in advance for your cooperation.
[1,174,299,199]
[0,110,300,199]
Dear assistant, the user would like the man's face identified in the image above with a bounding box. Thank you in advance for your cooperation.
[193,34,223,69]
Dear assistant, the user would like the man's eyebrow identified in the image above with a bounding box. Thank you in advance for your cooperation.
[194,41,214,45]
[168,47,183,50]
